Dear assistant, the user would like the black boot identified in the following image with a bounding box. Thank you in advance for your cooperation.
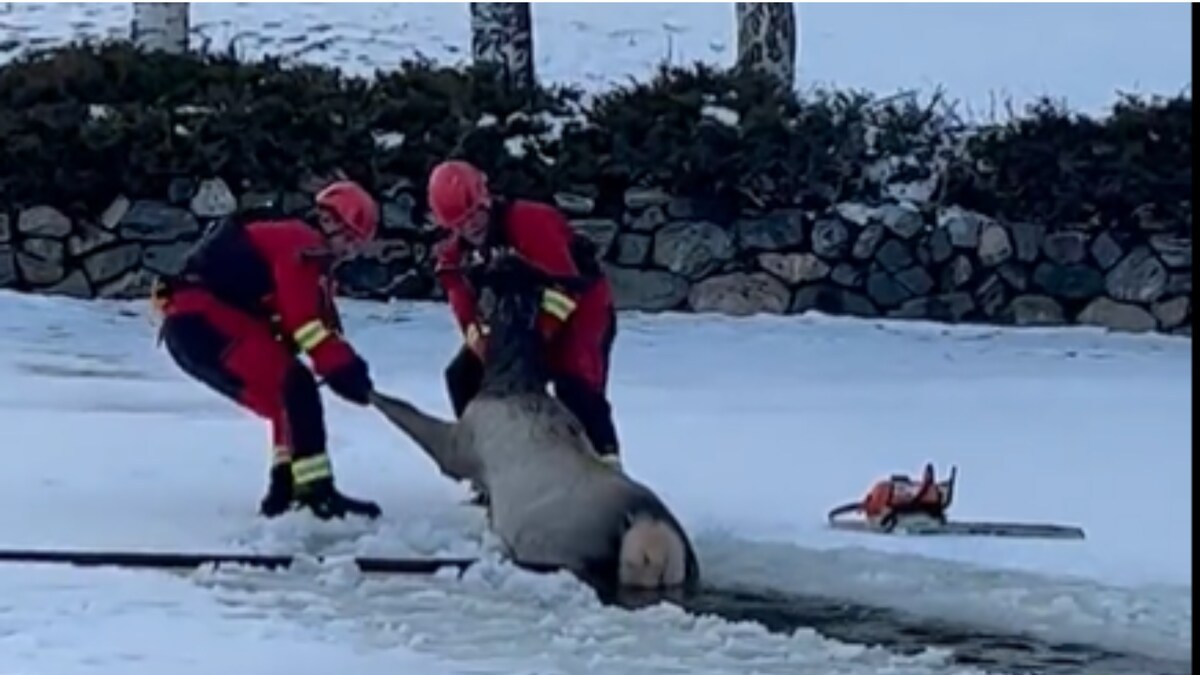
[294,476,382,520]
[259,462,294,518]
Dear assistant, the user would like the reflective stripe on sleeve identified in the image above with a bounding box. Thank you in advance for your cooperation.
[540,288,576,321]
[293,320,332,352]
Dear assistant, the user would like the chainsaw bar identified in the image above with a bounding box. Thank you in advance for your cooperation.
[827,502,1086,540]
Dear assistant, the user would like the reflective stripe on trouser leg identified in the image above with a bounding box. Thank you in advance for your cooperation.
[270,416,292,467]
[271,445,291,467]
[292,454,332,485]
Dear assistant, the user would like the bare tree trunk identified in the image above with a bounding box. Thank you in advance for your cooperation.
[470,2,535,93]
[735,2,797,91]
[131,2,189,54]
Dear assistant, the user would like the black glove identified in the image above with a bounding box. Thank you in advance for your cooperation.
[324,355,373,406]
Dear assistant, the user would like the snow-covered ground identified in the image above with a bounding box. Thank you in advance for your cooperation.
[0,2,1192,117]
[0,290,1190,673]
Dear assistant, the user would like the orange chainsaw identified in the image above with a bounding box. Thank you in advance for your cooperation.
[827,463,1086,540]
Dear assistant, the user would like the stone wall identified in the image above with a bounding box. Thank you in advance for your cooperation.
[1,176,1190,336]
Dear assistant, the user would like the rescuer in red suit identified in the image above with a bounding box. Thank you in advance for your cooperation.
[152,180,382,520]
[427,160,622,480]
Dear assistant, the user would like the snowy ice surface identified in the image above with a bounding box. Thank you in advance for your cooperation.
[0,2,1192,117]
[0,290,1190,674]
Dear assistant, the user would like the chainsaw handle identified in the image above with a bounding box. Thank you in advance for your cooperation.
[943,465,958,511]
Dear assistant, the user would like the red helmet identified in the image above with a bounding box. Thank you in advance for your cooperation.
[427,160,491,231]
[315,180,379,242]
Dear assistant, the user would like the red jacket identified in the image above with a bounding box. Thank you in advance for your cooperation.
[435,200,582,341]
[181,217,360,378]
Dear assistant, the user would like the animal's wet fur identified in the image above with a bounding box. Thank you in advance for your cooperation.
[371,252,699,598]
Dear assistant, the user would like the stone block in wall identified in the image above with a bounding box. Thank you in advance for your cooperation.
[16,205,71,239]
[830,262,863,288]
[23,237,64,263]
[569,219,619,257]
[688,272,790,316]
[97,269,155,299]
[144,242,195,276]
[666,197,702,220]
[877,202,924,239]
[1133,203,1175,233]
[281,192,314,217]
[603,265,689,312]
[977,223,1013,267]
[43,270,92,299]
[735,210,806,251]
[1153,296,1190,330]
[1166,273,1192,296]
[1002,295,1066,326]
[889,292,975,323]
[811,217,851,260]
[835,202,874,227]
[652,221,734,279]
[68,222,118,257]
[1008,222,1044,263]
[625,205,668,233]
[866,269,914,309]
[875,239,914,273]
[614,234,651,266]
[16,251,64,286]
[0,246,15,286]
[1078,297,1158,333]
[940,255,973,291]
[381,194,420,234]
[190,178,237,218]
[1105,246,1167,304]
[100,196,131,230]
[852,224,885,260]
[623,188,671,211]
[974,274,1007,318]
[758,252,828,284]
[1149,234,1191,269]
[0,213,10,243]
[937,206,987,249]
[554,192,595,216]
[1042,231,1089,265]
[239,191,279,214]
[997,262,1030,292]
[84,244,142,285]
[167,177,197,206]
[119,201,201,242]
[895,266,934,296]
[1033,262,1104,300]
[335,241,418,298]
[791,285,877,318]
[1090,231,1125,270]
[917,228,954,266]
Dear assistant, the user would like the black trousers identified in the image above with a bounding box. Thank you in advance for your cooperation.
[444,346,621,457]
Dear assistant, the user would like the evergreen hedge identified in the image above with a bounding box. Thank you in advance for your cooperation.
[0,41,1190,239]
